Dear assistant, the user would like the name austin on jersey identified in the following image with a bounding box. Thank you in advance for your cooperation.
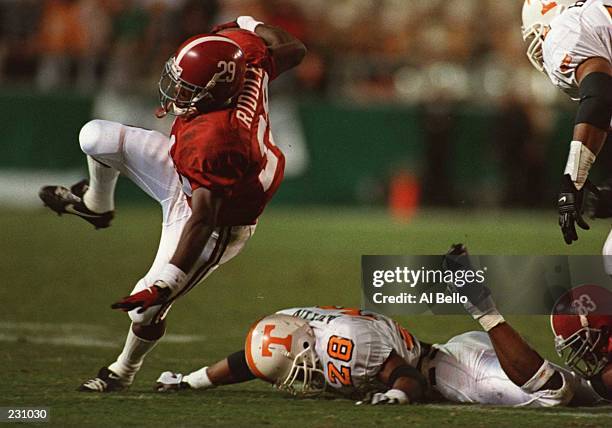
[290,309,341,324]
[235,66,266,128]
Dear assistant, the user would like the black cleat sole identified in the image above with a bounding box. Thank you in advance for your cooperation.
[38,185,114,230]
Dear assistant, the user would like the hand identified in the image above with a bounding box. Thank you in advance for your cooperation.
[558,174,590,244]
[356,389,409,405]
[111,281,172,313]
[442,244,497,319]
[155,371,191,392]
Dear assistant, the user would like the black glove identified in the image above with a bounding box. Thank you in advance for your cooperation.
[442,243,496,318]
[558,174,591,245]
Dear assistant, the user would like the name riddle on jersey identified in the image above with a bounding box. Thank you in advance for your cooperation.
[235,66,265,128]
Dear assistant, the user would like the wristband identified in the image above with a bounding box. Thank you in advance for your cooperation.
[478,313,505,332]
[237,16,263,33]
[157,264,187,293]
[564,141,596,190]
[184,366,215,389]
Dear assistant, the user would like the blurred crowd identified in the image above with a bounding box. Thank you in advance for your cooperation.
[1,0,588,209]
[0,0,565,105]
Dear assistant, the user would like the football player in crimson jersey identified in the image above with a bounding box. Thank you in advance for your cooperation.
[38,16,306,392]
[521,1,612,247]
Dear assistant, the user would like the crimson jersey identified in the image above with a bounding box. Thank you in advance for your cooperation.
[169,29,285,226]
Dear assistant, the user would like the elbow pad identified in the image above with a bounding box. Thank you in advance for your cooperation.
[575,72,612,130]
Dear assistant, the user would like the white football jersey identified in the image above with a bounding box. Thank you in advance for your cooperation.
[276,307,422,396]
[542,0,612,100]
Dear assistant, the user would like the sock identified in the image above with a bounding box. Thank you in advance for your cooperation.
[108,325,159,385]
[83,155,119,213]
[183,366,215,389]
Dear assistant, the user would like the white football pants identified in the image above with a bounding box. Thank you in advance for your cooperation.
[79,119,255,325]
[423,331,582,407]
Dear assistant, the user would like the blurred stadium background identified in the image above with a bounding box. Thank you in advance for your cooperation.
[2,1,611,426]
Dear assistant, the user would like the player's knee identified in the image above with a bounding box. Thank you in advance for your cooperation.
[132,320,166,340]
[79,119,122,156]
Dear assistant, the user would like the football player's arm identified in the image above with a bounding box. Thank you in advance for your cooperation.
[443,245,569,402]
[111,187,222,312]
[213,16,306,75]
[157,350,256,391]
[573,57,612,157]
[559,57,612,244]
[366,351,427,404]
[169,186,221,272]
[487,322,565,391]
[254,24,307,75]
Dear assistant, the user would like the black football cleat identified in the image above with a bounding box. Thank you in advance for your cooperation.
[77,367,127,392]
[38,179,114,229]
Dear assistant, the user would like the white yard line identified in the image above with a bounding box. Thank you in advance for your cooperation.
[0,321,108,332]
[0,321,206,348]
[0,332,116,348]
[0,170,83,208]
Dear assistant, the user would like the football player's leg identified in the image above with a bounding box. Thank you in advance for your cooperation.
[40,119,177,228]
[104,212,254,388]
[429,332,572,406]
[78,120,121,213]
[142,224,256,326]
[79,119,180,206]
[103,205,188,388]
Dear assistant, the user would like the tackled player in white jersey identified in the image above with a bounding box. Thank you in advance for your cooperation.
[155,297,608,406]
[522,1,612,250]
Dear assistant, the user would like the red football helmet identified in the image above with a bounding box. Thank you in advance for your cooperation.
[550,284,612,377]
[157,33,246,117]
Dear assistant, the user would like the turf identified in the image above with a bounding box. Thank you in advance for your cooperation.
[1,205,611,427]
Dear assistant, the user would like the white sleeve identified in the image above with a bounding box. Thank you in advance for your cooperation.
[543,0,612,100]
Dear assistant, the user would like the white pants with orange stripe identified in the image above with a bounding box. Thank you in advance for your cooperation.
[79,119,255,325]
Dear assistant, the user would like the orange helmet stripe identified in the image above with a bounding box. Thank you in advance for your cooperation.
[244,319,273,383]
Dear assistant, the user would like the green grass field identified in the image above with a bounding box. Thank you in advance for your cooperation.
[1,205,611,427]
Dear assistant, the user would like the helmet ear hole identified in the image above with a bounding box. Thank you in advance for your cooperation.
[303,341,310,349]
